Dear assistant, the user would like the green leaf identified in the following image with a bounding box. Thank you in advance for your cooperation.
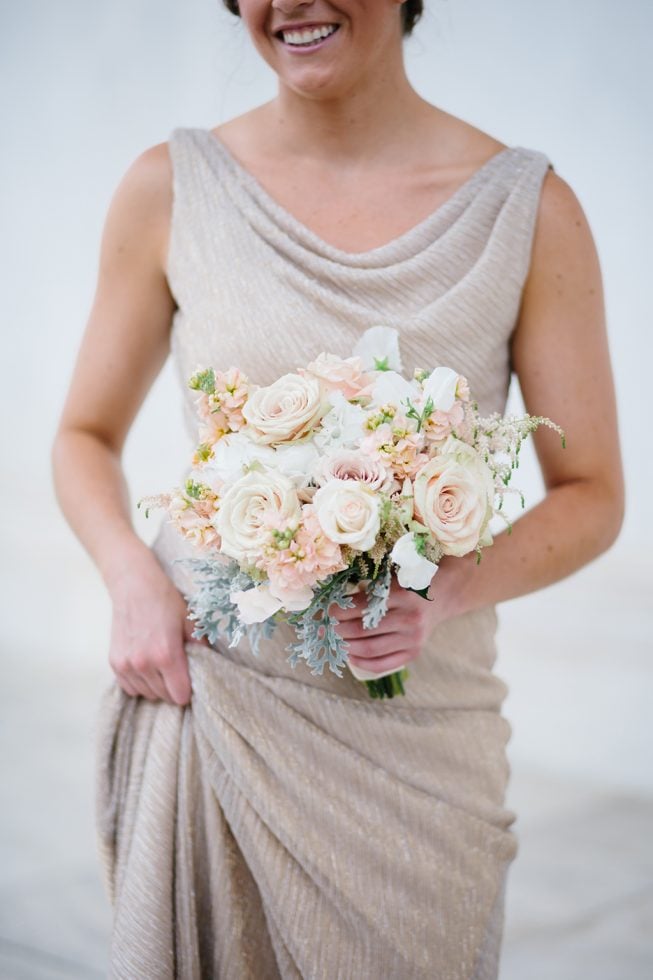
[188,367,216,394]
[408,585,433,600]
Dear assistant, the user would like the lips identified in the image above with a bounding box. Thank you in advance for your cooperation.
[274,23,341,51]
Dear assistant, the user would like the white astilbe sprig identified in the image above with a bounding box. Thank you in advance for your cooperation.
[474,413,565,485]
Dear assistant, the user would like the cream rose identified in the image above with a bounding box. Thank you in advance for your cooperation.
[242,373,327,445]
[215,468,301,564]
[413,438,495,557]
[312,479,381,552]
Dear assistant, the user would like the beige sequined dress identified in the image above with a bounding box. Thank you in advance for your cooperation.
[95,127,553,979]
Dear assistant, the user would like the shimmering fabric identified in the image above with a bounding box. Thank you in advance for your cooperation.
[95,127,553,978]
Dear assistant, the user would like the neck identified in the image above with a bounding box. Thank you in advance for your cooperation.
[263,58,432,168]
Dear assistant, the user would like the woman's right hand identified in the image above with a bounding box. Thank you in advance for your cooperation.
[107,552,209,706]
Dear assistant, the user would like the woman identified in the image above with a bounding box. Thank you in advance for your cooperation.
[52,1,624,977]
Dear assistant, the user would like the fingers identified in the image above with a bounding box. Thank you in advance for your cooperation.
[117,664,160,701]
[346,631,409,661]
[183,616,211,649]
[349,648,414,675]
[156,653,193,706]
[111,647,192,706]
[335,608,416,640]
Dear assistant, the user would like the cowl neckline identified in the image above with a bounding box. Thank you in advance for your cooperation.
[198,127,524,269]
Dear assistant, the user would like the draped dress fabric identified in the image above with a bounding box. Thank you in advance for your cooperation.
[95,127,553,979]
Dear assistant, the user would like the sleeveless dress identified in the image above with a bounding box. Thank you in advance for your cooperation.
[95,127,553,979]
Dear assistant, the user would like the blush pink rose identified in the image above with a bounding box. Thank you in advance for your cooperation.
[302,353,374,402]
[413,438,495,556]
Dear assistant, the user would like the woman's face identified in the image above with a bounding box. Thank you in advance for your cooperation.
[237,0,406,99]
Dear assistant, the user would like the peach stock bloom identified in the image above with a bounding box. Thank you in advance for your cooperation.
[301,352,374,402]
[168,486,221,550]
[259,505,347,594]
[195,367,250,443]
[423,400,466,446]
[361,416,429,479]
[213,367,249,430]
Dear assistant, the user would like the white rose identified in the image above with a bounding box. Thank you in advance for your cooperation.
[312,479,381,552]
[216,468,301,564]
[390,533,439,591]
[413,438,495,557]
[231,583,283,624]
[421,366,459,412]
[242,373,327,445]
[353,325,403,373]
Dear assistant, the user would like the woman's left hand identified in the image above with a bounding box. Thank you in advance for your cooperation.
[332,562,466,675]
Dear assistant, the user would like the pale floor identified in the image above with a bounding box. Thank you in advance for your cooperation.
[1,650,651,980]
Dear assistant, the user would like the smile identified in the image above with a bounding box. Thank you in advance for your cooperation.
[276,23,340,52]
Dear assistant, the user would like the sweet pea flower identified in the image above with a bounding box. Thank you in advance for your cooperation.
[390,533,439,591]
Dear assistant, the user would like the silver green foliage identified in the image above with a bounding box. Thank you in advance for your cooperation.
[362,557,392,629]
[286,571,355,677]
[177,557,395,677]
[176,558,276,657]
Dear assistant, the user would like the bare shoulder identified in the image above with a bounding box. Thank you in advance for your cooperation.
[427,109,508,166]
[527,167,601,296]
[102,140,173,266]
[533,167,595,254]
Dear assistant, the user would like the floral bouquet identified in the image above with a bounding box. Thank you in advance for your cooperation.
[141,327,563,699]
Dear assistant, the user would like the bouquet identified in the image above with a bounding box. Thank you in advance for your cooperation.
[141,326,563,699]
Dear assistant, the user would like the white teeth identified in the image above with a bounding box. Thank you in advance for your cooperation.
[282,24,337,46]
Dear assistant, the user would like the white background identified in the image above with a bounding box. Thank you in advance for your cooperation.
[1,0,651,796]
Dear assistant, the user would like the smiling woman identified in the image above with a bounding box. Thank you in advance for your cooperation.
[51,0,623,977]
[222,0,424,36]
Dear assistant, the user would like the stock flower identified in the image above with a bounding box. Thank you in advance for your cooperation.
[168,485,221,550]
[242,373,327,445]
[312,479,381,552]
[261,506,346,602]
[423,401,466,446]
[361,417,429,479]
[413,437,495,557]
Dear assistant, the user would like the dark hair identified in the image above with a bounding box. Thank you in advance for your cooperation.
[221,1,424,38]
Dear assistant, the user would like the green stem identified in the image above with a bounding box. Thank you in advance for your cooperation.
[364,667,409,700]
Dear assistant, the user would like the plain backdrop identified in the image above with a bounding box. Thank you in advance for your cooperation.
[1,0,651,797]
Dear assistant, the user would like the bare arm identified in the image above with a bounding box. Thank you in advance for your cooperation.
[340,169,625,674]
[52,142,201,705]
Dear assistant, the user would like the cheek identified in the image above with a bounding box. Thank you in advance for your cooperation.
[237,1,276,56]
